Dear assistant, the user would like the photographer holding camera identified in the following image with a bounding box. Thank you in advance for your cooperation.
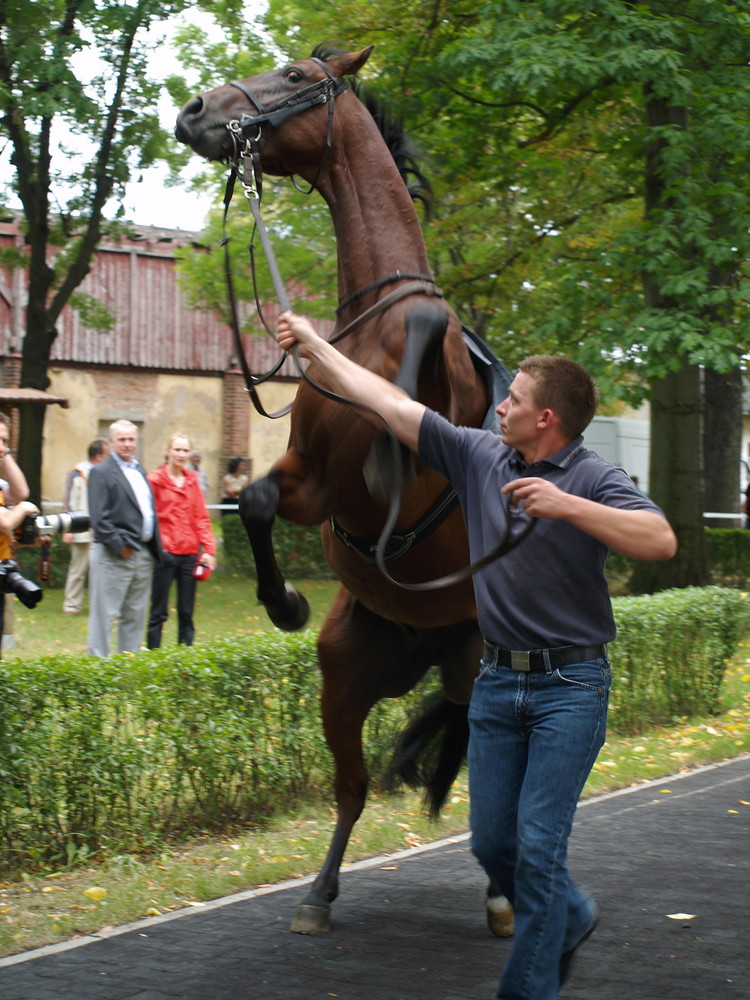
[0,411,39,653]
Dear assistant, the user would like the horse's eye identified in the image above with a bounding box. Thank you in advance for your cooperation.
[285,68,303,83]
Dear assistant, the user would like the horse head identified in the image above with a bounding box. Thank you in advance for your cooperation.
[175,45,374,176]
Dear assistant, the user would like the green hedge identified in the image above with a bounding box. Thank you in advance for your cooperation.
[609,586,750,733]
[703,528,750,587]
[0,633,430,873]
[0,586,748,874]
[218,513,330,578]
[607,528,750,593]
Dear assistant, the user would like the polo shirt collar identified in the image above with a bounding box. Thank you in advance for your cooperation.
[509,435,584,474]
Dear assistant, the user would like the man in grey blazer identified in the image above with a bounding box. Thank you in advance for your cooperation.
[87,419,163,657]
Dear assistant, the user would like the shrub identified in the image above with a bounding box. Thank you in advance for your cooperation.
[220,514,331,578]
[0,586,747,872]
[0,633,431,873]
[607,529,750,594]
[609,586,750,734]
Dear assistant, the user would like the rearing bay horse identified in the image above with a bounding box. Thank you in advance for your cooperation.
[176,44,513,936]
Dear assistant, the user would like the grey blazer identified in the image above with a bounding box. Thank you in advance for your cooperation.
[88,455,163,561]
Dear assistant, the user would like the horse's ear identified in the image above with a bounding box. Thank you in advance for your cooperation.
[334,46,374,78]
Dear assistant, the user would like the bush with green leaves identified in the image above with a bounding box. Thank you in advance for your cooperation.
[0,632,427,873]
[219,514,331,578]
[609,586,750,734]
[0,586,747,873]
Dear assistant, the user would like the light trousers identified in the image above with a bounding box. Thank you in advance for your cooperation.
[62,541,90,613]
[87,542,154,657]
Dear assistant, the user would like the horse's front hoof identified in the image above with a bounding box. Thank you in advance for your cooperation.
[291,903,331,934]
[262,584,310,631]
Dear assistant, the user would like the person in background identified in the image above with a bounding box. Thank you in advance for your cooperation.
[147,433,216,648]
[220,456,248,515]
[61,438,109,615]
[186,448,208,497]
[87,419,162,658]
[275,311,677,1000]
[0,411,39,654]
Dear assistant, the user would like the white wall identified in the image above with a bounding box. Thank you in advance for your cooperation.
[584,416,650,494]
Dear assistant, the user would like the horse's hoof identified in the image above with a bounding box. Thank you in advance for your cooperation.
[487,895,514,937]
[263,584,310,631]
[290,903,331,934]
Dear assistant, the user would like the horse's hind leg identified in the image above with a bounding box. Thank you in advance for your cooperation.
[238,470,310,631]
[291,593,432,934]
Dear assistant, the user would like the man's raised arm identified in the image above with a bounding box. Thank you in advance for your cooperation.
[277,312,426,451]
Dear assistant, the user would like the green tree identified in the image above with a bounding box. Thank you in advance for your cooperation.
[242,0,750,590]
[0,0,203,501]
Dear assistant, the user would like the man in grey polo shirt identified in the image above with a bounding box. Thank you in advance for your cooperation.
[276,312,677,1000]
[87,419,163,657]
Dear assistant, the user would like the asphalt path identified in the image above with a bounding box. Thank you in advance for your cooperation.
[1,755,748,999]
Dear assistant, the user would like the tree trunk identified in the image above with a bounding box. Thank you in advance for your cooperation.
[703,366,743,528]
[629,92,710,592]
[15,404,46,507]
[17,237,56,505]
[630,365,710,591]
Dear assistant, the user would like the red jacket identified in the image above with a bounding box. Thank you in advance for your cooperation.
[147,465,216,556]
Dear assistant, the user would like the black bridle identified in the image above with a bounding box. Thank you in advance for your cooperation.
[228,59,349,134]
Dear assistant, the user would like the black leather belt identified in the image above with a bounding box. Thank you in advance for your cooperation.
[482,641,606,673]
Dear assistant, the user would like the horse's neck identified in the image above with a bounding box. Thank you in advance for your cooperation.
[316,117,431,307]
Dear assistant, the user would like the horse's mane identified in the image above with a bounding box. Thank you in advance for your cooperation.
[310,44,433,216]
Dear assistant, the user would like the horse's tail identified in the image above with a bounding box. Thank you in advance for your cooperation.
[386,692,469,818]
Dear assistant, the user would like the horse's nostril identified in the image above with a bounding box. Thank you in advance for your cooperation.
[174,95,206,144]
[184,95,203,117]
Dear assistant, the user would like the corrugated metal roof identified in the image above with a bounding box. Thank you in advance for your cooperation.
[0,218,313,377]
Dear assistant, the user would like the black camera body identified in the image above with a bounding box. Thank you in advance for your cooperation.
[15,510,90,546]
[0,558,42,608]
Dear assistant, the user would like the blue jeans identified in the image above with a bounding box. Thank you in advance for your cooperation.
[468,651,611,1000]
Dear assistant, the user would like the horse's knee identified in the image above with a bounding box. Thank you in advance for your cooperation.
[239,472,280,527]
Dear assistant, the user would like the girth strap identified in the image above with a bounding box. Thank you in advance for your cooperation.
[329,485,460,563]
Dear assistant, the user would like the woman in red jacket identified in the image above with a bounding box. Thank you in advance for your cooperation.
[147,433,217,649]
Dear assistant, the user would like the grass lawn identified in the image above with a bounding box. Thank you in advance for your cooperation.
[0,571,748,957]
[2,567,340,659]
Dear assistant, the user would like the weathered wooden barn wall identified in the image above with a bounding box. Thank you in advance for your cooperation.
[0,217,311,507]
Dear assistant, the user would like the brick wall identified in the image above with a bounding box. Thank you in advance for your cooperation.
[221,366,251,478]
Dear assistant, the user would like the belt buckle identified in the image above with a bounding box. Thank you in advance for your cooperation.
[510,650,531,672]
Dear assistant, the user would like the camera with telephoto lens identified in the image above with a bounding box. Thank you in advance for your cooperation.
[14,510,90,546]
[5,511,92,600]
[0,558,43,608]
